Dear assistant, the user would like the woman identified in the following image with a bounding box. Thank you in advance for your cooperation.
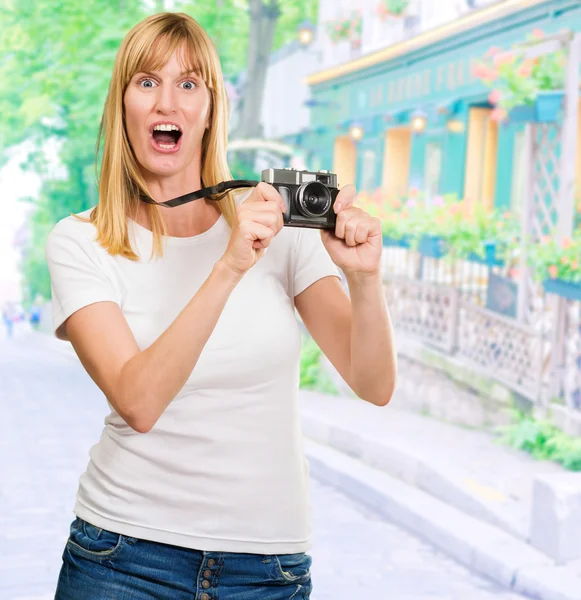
[46,11,396,600]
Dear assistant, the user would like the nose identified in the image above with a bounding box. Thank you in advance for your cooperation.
[154,83,177,115]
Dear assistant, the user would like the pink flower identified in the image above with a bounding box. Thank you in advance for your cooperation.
[509,267,520,278]
[407,199,416,208]
[432,195,445,207]
[486,46,503,57]
[571,260,579,270]
[518,62,533,77]
[494,52,515,67]
[490,108,508,122]
[471,62,488,78]
[531,28,544,38]
[561,256,569,265]
[541,235,552,245]
[488,89,502,105]
[562,236,573,249]
[548,265,559,279]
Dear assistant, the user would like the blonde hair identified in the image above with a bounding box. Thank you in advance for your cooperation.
[74,12,237,260]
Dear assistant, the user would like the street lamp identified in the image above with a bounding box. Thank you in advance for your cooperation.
[446,118,465,133]
[349,123,364,141]
[297,20,315,47]
[410,109,427,133]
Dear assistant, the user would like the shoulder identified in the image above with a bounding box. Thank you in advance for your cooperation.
[46,207,99,255]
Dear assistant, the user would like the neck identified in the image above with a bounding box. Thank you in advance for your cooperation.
[135,168,221,237]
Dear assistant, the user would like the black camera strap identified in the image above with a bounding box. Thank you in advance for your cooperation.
[139,179,259,208]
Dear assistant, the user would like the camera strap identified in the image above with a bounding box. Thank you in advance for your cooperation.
[139,179,259,208]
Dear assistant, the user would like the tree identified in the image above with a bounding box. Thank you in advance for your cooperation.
[0,0,318,306]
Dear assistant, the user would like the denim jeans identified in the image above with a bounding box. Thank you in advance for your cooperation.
[55,517,312,599]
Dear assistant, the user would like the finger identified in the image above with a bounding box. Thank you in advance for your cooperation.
[239,221,275,246]
[334,184,356,213]
[240,206,283,235]
[335,208,362,239]
[354,220,372,244]
[245,182,286,212]
[344,219,359,247]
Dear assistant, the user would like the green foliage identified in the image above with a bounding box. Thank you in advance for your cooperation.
[473,29,566,118]
[325,10,361,44]
[299,335,339,395]
[355,188,521,263]
[379,0,409,17]
[496,409,581,471]
[528,230,581,284]
[0,0,318,303]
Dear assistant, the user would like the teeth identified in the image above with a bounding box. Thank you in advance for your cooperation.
[158,143,176,149]
[153,123,180,132]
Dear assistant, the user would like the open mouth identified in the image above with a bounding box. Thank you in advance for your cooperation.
[149,123,183,152]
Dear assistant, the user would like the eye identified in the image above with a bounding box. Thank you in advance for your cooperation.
[180,80,198,91]
[138,78,157,89]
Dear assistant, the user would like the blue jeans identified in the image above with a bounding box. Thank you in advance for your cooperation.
[55,517,313,599]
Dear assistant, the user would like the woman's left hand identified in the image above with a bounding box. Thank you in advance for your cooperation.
[321,184,383,275]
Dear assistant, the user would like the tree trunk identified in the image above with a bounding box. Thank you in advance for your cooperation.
[235,0,280,140]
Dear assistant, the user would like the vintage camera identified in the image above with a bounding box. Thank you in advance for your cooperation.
[261,168,339,230]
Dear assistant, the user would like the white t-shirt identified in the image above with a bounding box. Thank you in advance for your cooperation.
[45,205,341,554]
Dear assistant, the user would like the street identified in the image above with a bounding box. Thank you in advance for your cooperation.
[0,331,527,600]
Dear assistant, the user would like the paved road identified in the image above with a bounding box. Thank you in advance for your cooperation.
[0,331,527,599]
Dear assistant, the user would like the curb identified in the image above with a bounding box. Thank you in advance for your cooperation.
[301,407,524,538]
[305,439,581,600]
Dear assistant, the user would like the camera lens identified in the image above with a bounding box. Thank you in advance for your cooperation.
[298,182,331,218]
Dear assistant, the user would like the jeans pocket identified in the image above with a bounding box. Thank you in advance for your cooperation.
[66,517,125,561]
[273,552,312,584]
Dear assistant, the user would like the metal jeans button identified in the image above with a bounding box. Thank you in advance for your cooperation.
[207,558,215,567]
[202,580,211,589]
[204,569,211,578]
[200,594,210,600]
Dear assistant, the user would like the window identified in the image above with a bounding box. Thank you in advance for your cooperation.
[361,149,377,192]
[425,142,442,205]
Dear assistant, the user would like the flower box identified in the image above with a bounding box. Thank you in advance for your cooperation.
[509,91,564,123]
[543,279,581,302]
[418,235,447,258]
[383,235,411,248]
[467,241,505,267]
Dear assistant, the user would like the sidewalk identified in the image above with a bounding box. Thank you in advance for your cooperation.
[28,330,581,599]
[299,388,581,600]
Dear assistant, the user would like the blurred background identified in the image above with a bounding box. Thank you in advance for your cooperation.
[1,0,581,599]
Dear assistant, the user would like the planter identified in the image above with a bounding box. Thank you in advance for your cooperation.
[467,241,505,267]
[383,234,411,248]
[418,234,447,258]
[508,91,564,124]
[543,278,581,302]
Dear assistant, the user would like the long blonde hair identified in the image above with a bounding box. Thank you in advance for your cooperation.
[74,12,237,260]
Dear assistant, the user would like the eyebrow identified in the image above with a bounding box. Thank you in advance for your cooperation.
[137,70,200,77]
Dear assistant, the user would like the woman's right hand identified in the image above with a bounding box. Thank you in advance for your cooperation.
[218,182,286,278]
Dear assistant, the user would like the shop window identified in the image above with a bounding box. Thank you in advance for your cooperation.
[464,107,498,211]
[425,142,442,205]
[382,128,412,201]
[361,149,377,192]
[333,136,357,188]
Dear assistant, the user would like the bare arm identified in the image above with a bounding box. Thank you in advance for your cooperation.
[66,261,242,433]
[295,272,397,407]
[64,183,286,433]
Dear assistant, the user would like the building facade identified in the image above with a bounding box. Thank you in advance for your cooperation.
[288,0,581,215]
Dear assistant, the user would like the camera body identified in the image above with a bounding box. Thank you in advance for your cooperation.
[261,168,339,230]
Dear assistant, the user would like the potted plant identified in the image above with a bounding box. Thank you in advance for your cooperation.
[472,29,566,123]
[529,232,581,301]
[355,189,412,247]
[375,0,409,19]
[326,10,362,49]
